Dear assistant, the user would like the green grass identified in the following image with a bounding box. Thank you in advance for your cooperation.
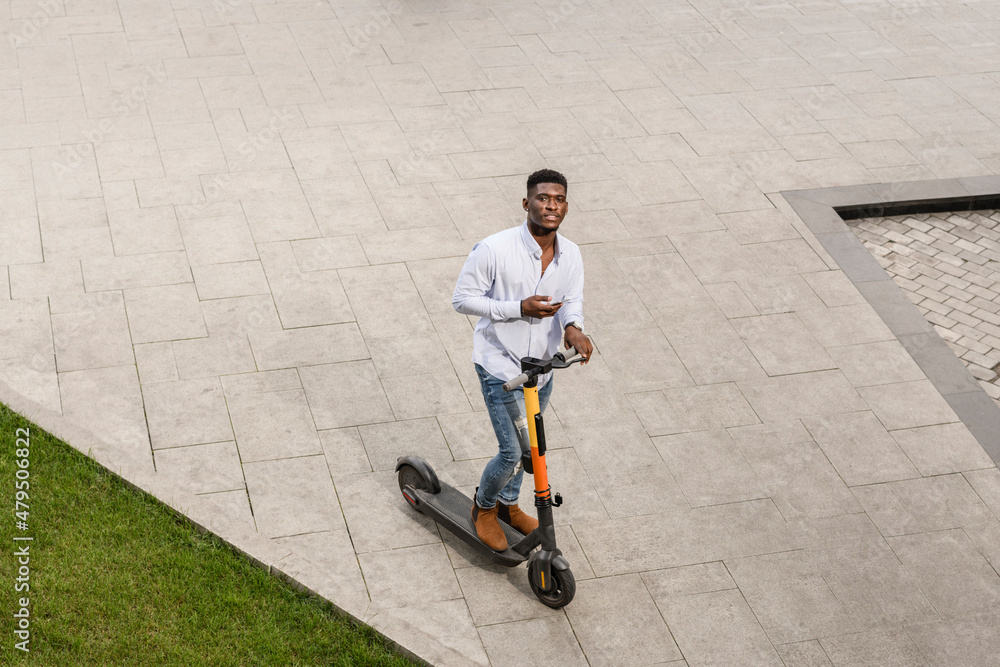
[0,403,418,666]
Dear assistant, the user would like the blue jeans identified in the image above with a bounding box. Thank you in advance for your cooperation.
[474,364,553,510]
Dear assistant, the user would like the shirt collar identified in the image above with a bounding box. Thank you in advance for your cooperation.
[520,220,561,260]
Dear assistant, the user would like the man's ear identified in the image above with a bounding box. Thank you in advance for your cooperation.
[522,197,529,210]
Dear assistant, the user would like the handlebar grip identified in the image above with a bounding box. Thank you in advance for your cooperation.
[562,346,577,359]
[503,373,530,392]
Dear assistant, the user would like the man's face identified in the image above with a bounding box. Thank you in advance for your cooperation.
[523,182,568,234]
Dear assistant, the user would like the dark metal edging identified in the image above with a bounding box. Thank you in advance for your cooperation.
[782,176,1000,466]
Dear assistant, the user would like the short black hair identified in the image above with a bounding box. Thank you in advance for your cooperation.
[526,169,567,195]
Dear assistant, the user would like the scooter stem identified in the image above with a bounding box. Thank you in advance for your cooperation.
[523,383,550,501]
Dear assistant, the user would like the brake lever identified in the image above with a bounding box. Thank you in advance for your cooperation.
[550,352,585,370]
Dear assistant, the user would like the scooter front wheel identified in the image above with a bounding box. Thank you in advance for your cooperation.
[528,561,576,608]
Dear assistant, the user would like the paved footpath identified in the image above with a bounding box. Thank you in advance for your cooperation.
[3,0,1000,664]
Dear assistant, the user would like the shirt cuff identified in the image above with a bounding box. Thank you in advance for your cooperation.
[506,300,523,321]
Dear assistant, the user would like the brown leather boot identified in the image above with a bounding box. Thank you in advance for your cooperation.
[472,502,508,551]
[497,502,538,535]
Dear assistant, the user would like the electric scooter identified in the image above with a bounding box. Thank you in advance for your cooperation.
[396,348,584,608]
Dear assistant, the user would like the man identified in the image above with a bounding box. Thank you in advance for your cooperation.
[452,169,593,552]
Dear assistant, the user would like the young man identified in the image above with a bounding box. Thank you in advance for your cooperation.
[452,169,593,551]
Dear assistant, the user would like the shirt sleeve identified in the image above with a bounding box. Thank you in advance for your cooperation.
[558,251,584,329]
[452,242,523,321]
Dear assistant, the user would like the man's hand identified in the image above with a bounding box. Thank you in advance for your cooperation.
[521,295,563,319]
[564,326,593,364]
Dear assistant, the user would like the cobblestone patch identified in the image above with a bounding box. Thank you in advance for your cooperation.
[850,211,1000,408]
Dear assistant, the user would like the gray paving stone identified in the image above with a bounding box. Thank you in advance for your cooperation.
[134,342,178,384]
[300,360,394,429]
[887,528,1000,619]
[617,252,710,310]
[318,427,372,480]
[663,382,761,431]
[812,232,890,284]
[124,283,207,344]
[797,303,896,348]
[905,614,1000,667]
[59,365,150,459]
[673,230,764,284]
[367,333,452,380]
[592,327,694,392]
[964,467,1000,518]
[739,370,866,422]
[228,388,322,462]
[574,499,796,576]
[566,574,682,666]
[248,323,368,370]
[274,529,368,605]
[340,469,447,554]
[51,298,133,372]
[478,615,588,667]
[562,417,688,519]
[177,214,258,266]
[673,335,769,384]
[243,455,344,538]
[405,256,468,314]
[737,274,826,314]
[641,562,736,600]
[802,411,920,487]
[705,281,759,318]
[614,200,724,238]
[733,313,836,376]
[657,589,783,667]
[727,550,856,645]
[9,257,85,299]
[654,429,767,508]
[219,368,300,395]
[142,377,233,449]
[358,417,450,472]
[382,370,473,420]
[858,379,960,430]
[455,565,561,627]
[733,422,861,520]
[810,538,938,630]
[82,250,192,291]
[891,422,994,476]
[371,600,490,667]
[827,340,926,387]
[820,629,928,667]
[269,270,354,328]
[200,295,282,336]
[191,261,270,300]
[436,411,498,462]
[340,263,436,339]
[852,474,997,538]
[774,641,834,667]
[360,542,462,609]
[802,270,869,308]
[748,239,829,276]
[153,441,244,495]
[546,355,640,425]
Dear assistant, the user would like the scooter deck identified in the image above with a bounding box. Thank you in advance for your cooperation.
[411,483,528,567]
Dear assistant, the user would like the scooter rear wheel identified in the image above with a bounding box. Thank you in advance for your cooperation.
[528,561,576,608]
[397,464,436,495]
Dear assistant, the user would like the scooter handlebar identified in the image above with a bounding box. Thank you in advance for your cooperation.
[502,374,530,392]
[502,348,579,392]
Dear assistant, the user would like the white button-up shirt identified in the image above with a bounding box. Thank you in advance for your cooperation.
[453,221,585,384]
